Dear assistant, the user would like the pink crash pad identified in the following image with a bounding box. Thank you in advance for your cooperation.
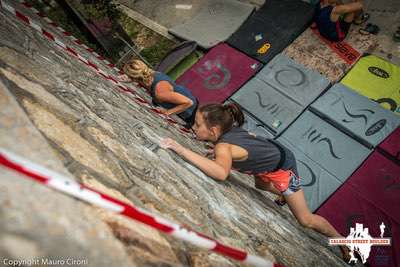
[317,151,399,267]
[379,127,400,160]
[176,43,260,104]
[318,187,398,267]
[347,151,400,222]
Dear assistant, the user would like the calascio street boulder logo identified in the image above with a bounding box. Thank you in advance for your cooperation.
[329,223,391,264]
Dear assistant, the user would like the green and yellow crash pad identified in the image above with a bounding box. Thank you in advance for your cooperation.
[167,51,203,81]
[341,55,400,115]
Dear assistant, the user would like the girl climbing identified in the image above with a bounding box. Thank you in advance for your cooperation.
[124,59,198,129]
[161,102,351,261]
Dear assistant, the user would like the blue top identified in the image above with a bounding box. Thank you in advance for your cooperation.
[150,72,197,121]
[314,4,341,41]
[218,127,282,174]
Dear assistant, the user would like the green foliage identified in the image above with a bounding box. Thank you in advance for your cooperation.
[118,13,140,39]
[78,0,120,21]
[140,38,175,67]
[25,0,176,66]
[25,0,102,53]
[118,12,175,66]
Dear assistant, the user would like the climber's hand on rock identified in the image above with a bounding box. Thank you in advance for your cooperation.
[204,142,215,150]
[162,109,173,116]
[153,107,168,115]
[116,74,132,83]
[205,148,215,159]
[160,138,184,154]
[159,108,170,115]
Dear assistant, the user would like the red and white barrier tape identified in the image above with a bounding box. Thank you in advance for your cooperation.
[0,149,283,267]
[0,0,191,135]
[18,0,122,74]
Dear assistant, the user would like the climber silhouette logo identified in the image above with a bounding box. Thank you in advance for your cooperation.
[328,223,391,264]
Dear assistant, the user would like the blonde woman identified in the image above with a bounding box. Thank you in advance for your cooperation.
[124,59,198,128]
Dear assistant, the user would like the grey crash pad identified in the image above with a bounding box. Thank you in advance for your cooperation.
[242,110,275,140]
[225,99,275,139]
[311,83,400,148]
[231,77,303,134]
[281,110,371,181]
[277,137,342,212]
[169,0,255,49]
[258,53,330,106]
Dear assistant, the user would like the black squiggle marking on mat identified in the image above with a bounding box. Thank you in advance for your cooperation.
[302,126,313,138]
[308,129,317,140]
[299,160,317,187]
[342,103,368,126]
[317,137,341,159]
[255,92,269,108]
[275,65,308,88]
[358,108,375,114]
[310,133,321,143]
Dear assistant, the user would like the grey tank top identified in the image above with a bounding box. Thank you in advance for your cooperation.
[218,127,282,174]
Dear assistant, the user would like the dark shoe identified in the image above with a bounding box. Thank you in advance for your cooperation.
[359,23,380,35]
[353,12,370,25]
[274,195,287,206]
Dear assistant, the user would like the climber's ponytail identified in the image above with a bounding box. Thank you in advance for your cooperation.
[199,102,244,134]
[224,102,244,127]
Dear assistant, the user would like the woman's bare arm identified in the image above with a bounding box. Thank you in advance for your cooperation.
[161,138,232,181]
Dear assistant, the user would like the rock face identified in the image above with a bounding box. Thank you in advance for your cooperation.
[0,3,351,267]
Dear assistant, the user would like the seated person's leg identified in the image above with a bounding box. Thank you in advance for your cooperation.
[343,11,356,23]
[339,13,353,38]
[331,1,363,22]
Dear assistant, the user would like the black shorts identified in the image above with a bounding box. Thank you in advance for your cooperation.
[337,19,351,40]
[316,5,351,42]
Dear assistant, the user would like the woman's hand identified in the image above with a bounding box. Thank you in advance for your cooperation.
[162,109,173,116]
[116,74,133,83]
[153,107,169,115]
[205,148,215,159]
[160,138,184,154]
